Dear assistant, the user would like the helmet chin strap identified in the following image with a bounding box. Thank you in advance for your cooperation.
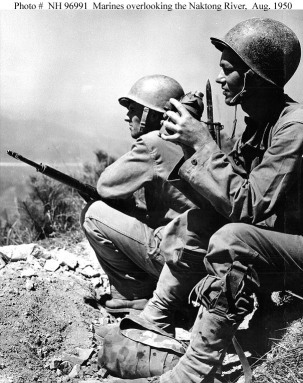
[229,69,254,139]
[139,106,150,134]
[229,69,254,105]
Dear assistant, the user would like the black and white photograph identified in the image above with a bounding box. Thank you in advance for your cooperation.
[1,3,303,383]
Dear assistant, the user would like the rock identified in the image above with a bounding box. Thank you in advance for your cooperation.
[68,364,81,378]
[54,249,78,270]
[56,369,62,376]
[79,266,100,278]
[0,244,37,262]
[31,245,51,260]
[61,352,83,366]
[0,256,6,270]
[25,280,35,291]
[78,380,100,383]
[97,367,108,378]
[76,348,94,362]
[77,258,91,270]
[59,361,72,375]
[44,259,61,272]
[77,241,102,269]
[21,268,37,278]
[91,277,101,288]
[85,363,99,375]
[62,348,94,366]
[48,357,62,370]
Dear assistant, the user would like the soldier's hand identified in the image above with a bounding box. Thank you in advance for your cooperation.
[160,98,213,151]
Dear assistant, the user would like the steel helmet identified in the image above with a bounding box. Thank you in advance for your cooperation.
[119,75,185,112]
[211,18,301,88]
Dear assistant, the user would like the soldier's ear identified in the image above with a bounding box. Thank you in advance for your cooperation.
[149,110,163,124]
[246,69,266,87]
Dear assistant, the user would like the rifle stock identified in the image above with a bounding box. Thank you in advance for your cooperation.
[7,150,100,202]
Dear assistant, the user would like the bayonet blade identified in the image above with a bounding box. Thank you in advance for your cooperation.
[206,79,215,140]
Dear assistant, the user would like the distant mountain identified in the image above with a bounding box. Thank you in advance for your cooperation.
[0,114,130,165]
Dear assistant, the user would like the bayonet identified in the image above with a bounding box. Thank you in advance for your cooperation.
[206,80,223,148]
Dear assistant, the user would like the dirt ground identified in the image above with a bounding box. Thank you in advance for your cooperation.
[0,240,117,383]
[1,239,303,383]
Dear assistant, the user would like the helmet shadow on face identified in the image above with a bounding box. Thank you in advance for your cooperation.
[120,75,185,139]
[126,101,163,139]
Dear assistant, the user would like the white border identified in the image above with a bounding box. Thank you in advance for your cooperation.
[2,0,303,11]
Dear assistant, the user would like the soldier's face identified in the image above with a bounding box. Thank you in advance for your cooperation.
[216,48,248,106]
[126,102,144,139]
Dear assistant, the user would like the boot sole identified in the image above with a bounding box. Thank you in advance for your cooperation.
[105,307,143,314]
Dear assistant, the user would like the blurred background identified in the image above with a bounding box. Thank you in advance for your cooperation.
[1,10,303,223]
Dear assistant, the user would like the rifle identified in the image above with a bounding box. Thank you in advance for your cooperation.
[7,150,100,202]
[206,80,223,149]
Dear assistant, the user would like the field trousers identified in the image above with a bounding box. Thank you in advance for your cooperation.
[81,200,166,300]
[158,221,303,383]
[81,203,221,315]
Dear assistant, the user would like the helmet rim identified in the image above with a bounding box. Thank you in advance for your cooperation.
[211,18,301,88]
[118,74,185,113]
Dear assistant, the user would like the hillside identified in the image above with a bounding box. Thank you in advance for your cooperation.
[1,239,303,383]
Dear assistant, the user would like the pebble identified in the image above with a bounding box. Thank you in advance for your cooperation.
[97,367,108,378]
[44,259,61,272]
[21,268,37,278]
[76,347,94,362]
[79,266,100,278]
[55,249,78,270]
[56,369,62,376]
[61,353,83,366]
[0,244,37,262]
[48,357,62,370]
[25,280,35,291]
[91,277,101,288]
[68,364,81,378]
[0,256,6,270]
[31,246,51,260]
[77,258,91,270]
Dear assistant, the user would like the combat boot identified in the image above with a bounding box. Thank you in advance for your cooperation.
[140,263,204,336]
[159,306,238,383]
[85,285,149,314]
[104,285,148,314]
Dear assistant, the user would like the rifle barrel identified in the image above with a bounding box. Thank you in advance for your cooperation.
[6,150,100,200]
[7,150,43,171]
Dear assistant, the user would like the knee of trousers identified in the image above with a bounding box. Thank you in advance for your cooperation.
[80,200,111,240]
[209,222,254,250]
[79,201,94,228]
[195,223,261,321]
[205,223,260,271]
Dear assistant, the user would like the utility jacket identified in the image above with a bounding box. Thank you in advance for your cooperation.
[169,95,303,235]
[97,130,196,229]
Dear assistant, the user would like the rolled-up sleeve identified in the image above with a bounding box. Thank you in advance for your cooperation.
[178,122,303,224]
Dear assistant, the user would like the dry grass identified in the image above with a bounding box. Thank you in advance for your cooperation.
[251,317,303,383]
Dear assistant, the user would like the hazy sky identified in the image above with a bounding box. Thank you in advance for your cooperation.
[1,9,303,159]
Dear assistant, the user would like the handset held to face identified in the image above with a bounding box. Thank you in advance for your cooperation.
[162,91,204,135]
